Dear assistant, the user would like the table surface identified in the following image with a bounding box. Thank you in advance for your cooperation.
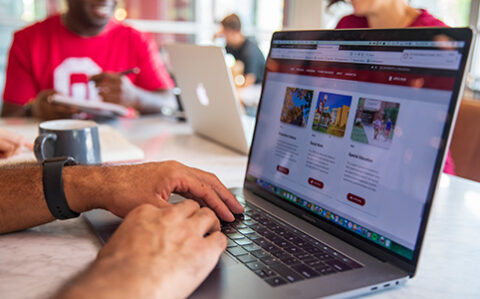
[0,116,479,299]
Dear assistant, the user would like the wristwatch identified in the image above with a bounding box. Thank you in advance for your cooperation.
[42,157,80,220]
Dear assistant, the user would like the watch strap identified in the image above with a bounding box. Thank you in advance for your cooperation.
[42,157,80,220]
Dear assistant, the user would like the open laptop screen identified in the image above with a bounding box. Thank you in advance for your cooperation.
[246,29,470,261]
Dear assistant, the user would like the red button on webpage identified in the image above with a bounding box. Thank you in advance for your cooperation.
[308,177,324,189]
[276,165,289,175]
[347,193,366,206]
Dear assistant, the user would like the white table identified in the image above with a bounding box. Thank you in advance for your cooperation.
[0,116,479,298]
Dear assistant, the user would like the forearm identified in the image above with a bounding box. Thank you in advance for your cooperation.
[0,164,53,233]
[0,164,109,234]
[0,162,172,234]
[1,102,27,117]
[131,87,178,115]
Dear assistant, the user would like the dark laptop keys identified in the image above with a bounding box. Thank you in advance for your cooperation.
[246,232,262,240]
[273,238,290,248]
[284,245,303,254]
[227,232,244,240]
[305,259,325,268]
[266,234,283,243]
[234,223,247,229]
[265,276,287,286]
[227,238,237,248]
[235,238,253,246]
[223,203,363,286]
[304,245,323,254]
[314,265,336,275]
[243,244,262,252]
[246,261,266,271]
[272,251,291,260]
[314,253,333,260]
[294,252,312,260]
[281,257,301,266]
[238,227,255,235]
[269,263,304,283]
[251,249,270,259]
[238,254,257,264]
[253,237,269,247]
[222,226,236,234]
[243,219,257,226]
[227,246,248,256]
[291,264,320,279]
[255,268,276,279]
[325,260,352,272]
[260,256,281,265]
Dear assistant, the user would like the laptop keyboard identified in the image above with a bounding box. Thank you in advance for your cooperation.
[222,203,363,287]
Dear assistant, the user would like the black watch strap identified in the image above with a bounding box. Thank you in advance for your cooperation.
[42,157,80,220]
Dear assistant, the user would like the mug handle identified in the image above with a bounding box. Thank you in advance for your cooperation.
[34,133,57,162]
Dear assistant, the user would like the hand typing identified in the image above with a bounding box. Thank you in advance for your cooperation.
[57,202,227,299]
[64,161,244,222]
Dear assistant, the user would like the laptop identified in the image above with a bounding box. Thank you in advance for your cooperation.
[165,43,255,155]
[85,28,472,298]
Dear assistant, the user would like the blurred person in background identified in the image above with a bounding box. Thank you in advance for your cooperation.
[1,0,178,120]
[329,0,455,175]
[330,0,446,28]
[0,129,32,159]
[214,13,265,86]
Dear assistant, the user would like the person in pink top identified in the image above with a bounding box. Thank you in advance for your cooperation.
[330,0,447,29]
[329,0,455,175]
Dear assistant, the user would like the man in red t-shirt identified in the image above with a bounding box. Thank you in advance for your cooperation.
[1,0,176,120]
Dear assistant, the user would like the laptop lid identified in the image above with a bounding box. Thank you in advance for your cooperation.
[243,28,472,276]
[166,44,250,155]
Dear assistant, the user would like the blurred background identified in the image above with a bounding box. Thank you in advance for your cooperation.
[0,0,478,94]
[0,0,479,181]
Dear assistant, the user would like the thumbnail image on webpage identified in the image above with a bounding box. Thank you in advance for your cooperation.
[280,87,313,127]
[351,98,400,149]
[312,92,353,137]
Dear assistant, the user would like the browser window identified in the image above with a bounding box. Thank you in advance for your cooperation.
[247,39,464,259]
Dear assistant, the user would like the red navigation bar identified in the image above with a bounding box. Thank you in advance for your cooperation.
[271,63,455,91]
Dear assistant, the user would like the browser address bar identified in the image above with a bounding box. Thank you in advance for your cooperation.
[271,48,398,63]
[270,48,461,70]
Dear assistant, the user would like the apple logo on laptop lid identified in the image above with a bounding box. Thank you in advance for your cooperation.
[196,83,210,106]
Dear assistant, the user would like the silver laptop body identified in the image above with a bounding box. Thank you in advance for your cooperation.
[86,28,472,298]
[166,43,253,155]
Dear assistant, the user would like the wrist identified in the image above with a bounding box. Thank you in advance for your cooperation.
[121,77,141,109]
[129,87,142,110]
[63,165,106,213]
[30,99,40,118]
[63,165,131,214]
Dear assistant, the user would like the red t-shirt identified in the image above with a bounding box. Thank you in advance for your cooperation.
[336,9,447,29]
[3,15,174,105]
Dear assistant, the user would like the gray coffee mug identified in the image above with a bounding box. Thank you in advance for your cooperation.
[34,120,102,165]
